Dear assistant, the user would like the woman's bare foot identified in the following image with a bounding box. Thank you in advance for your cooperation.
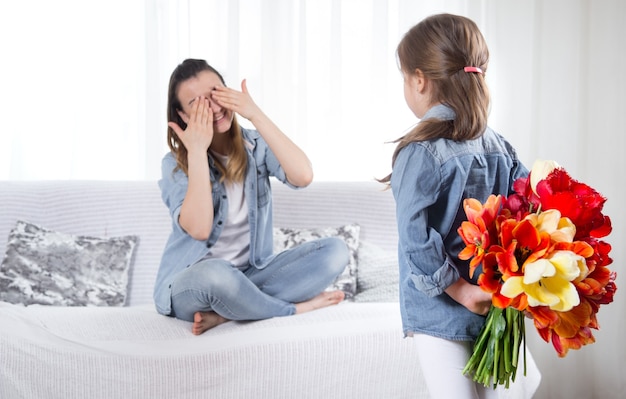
[192,311,229,335]
[295,290,345,314]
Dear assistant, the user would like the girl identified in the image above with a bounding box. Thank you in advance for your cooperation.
[381,14,535,398]
[154,59,347,335]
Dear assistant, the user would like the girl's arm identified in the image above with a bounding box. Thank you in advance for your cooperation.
[211,80,313,187]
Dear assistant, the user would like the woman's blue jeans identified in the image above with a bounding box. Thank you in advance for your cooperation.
[169,237,348,322]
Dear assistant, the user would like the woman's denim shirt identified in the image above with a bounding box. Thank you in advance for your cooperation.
[153,127,297,315]
[390,104,528,341]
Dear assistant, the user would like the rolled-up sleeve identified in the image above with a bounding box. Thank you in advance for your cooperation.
[392,144,459,296]
[409,254,460,296]
[158,154,189,235]
[248,129,299,189]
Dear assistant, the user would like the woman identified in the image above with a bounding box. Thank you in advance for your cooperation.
[154,59,347,335]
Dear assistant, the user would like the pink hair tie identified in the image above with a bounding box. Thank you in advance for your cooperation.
[464,66,483,74]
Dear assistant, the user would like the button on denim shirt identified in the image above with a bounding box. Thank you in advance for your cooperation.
[391,104,528,341]
[153,127,297,315]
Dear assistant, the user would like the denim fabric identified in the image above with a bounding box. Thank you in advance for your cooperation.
[154,128,300,315]
[391,104,528,340]
[169,237,349,321]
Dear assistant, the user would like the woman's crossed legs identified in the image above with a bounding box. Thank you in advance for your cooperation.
[170,237,348,334]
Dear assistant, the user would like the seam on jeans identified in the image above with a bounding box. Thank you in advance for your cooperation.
[171,288,241,320]
[259,240,321,291]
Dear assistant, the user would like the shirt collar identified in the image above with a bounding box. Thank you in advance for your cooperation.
[422,103,456,121]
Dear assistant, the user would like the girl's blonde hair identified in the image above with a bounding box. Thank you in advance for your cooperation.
[166,59,247,183]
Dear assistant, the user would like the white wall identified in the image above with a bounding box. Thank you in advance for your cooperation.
[490,2,626,397]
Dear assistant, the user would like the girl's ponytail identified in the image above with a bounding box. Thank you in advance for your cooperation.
[380,14,490,184]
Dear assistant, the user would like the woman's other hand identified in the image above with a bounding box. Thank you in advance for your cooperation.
[211,78,313,187]
[210,79,260,122]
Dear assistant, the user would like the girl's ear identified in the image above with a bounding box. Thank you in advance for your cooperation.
[177,109,189,124]
[413,69,427,94]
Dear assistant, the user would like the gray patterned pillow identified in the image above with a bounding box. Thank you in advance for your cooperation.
[354,240,399,302]
[273,224,360,299]
[0,220,139,306]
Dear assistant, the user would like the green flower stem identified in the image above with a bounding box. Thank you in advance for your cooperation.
[462,305,526,389]
[504,308,512,373]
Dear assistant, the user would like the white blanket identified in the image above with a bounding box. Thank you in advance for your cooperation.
[1,302,430,399]
[0,301,541,399]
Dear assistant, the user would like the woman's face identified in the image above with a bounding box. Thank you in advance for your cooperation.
[176,70,234,134]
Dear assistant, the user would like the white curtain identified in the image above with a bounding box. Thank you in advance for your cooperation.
[1,1,625,397]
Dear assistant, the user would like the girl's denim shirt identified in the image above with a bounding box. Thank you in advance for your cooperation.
[390,104,528,341]
[153,127,297,315]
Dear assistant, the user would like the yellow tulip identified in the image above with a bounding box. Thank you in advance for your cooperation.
[500,250,585,312]
[525,209,576,243]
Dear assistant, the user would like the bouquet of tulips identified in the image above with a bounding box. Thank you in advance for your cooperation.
[458,160,616,388]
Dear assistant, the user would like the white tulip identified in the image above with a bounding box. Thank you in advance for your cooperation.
[530,159,560,195]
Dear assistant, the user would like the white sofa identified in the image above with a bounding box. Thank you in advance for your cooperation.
[0,180,540,399]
